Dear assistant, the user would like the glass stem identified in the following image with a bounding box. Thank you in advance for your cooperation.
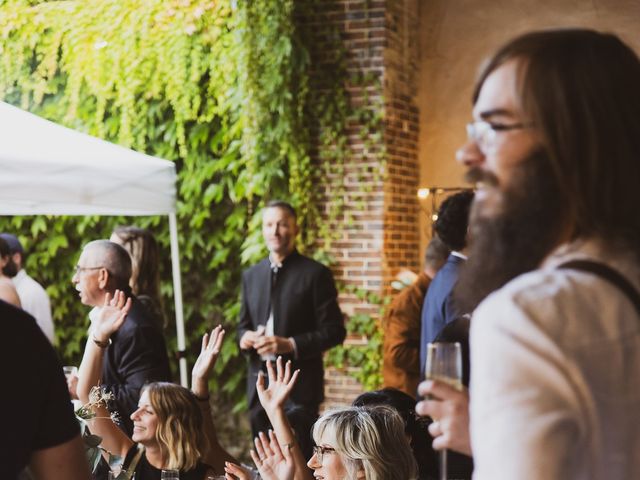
[440,449,448,480]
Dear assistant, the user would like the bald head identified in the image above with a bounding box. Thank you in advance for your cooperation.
[83,240,132,290]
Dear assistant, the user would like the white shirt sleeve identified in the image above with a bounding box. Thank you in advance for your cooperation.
[469,287,588,480]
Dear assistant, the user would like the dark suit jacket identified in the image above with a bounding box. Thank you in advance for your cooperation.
[419,254,465,378]
[102,297,171,435]
[238,250,346,408]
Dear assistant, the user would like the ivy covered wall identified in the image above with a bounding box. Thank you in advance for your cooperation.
[0,0,412,437]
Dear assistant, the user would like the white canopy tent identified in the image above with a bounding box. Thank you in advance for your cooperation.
[0,101,188,386]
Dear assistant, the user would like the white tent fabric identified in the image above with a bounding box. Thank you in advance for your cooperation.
[0,102,175,215]
[0,101,188,385]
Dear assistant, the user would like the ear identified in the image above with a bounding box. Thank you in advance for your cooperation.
[11,252,21,267]
[356,467,366,480]
[98,267,110,290]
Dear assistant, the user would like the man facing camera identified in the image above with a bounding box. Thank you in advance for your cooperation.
[238,200,346,451]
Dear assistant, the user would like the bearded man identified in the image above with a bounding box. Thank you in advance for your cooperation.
[417,29,640,479]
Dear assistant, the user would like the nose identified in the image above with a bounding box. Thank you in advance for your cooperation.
[456,138,484,169]
[72,271,79,284]
[307,451,320,469]
[130,407,141,421]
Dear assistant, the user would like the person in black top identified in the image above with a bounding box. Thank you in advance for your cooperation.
[1,300,90,479]
[69,240,171,435]
[77,291,236,479]
[237,200,346,453]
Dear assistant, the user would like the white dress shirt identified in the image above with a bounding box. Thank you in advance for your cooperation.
[13,269,54,343]
[470,238,640,479]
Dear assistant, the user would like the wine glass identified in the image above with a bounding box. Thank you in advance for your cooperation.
[161,469,180,480]
[425,341,462,480]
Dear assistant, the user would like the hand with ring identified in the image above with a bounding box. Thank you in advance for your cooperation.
[249,429,295,480]
[416,379,473,456]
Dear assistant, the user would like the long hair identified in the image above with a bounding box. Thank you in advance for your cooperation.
[112,226,164,324]
[353,389,436,479]
[112,226,161,300]
[143,382,205,471]
[473,29,640,253]
[312,405,418,480]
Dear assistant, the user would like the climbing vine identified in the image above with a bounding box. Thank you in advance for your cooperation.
[0,0,387,427]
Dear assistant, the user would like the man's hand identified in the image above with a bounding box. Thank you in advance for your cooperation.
[416,380,472,456]
[239,325,265,350]
[254,335,294,356]
[256,357,300,415]
[91,290,131,344]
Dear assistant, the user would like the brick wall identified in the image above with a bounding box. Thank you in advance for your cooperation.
[300,0,421,409]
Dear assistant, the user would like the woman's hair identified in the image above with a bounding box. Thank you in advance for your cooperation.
[143,382,206,471]
[353,389,436,479]
[312,405,418,480]
[112,226,164,324]
[111,226,161,299]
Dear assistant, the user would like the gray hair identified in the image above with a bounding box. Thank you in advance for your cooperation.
[313,405,418,480]
[84,240,132,290]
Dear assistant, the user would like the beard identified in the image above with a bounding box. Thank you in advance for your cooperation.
[454,149,568,313]
[2,257,18,278]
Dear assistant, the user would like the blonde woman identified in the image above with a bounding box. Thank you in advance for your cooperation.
[77,291,234,479]
[307,406,418,480]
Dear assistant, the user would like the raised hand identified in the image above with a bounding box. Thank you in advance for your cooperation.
[250,430,295,480]
[223,462,252,480]
[256,356,300,414]
[191,326,225,399]
[92,290,131,343]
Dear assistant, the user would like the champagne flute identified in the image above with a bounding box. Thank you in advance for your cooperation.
[425,342,462,480]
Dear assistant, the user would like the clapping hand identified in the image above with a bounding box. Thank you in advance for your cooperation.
[256,356,300,415]
[92,290,131,343]
[192,326,225,398]
[250,430,295,480]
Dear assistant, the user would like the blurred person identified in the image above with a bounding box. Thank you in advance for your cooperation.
[1,232,54,342]
[419,191,474,378]
[110,226,163,325]
[382,236,450,397]
[70,240,170,436]
[1,300,90,479]
[238,200,346,451]
[0,235,21,307]
[418,29,640,479]
[77,296,235,479]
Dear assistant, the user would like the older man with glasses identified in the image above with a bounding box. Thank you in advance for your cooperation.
[69,239,171,436]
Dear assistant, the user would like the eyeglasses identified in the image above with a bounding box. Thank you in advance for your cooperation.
[312,445,336,465]
[466,120,532,153]
[74,265,104,275]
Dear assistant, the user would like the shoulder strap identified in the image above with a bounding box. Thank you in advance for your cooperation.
[558,259,640,316]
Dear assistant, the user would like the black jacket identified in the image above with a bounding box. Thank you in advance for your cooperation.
[238,250,346,408]
[102,297,171,435]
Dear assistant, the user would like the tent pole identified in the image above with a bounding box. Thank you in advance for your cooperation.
[169,212,188,387]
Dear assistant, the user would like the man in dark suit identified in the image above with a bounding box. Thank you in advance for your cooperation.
[419,190,474,378]
[238,200,346,449]
[69,239,171,435]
